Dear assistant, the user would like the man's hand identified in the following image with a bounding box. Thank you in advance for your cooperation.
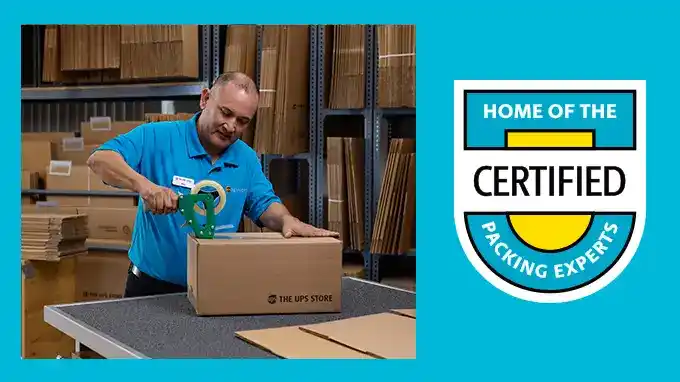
[139,182,179,215]
[281,216,340,238]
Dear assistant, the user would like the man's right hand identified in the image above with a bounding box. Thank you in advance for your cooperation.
[138,183,179,215]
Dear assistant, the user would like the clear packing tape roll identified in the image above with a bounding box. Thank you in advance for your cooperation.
[142,179,228,216]
[191,179,227,216]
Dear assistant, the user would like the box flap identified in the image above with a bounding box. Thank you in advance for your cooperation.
[300,312,415,359]
[235,326,374,359]
[196,234,341,246]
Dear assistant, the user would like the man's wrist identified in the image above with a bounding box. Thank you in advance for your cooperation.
[132,176,153,195]
[281,214,298,226]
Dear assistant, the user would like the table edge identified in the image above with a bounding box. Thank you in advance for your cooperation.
[44,306,149,359]
[43,277,415,359]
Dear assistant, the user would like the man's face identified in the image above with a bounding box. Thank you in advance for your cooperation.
[198,82,258,152]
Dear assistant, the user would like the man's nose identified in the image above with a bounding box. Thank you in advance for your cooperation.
[222,119,236,133]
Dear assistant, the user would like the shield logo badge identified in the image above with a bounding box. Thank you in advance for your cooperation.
[453,80,646,303]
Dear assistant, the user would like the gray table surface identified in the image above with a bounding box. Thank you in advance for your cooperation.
[44,277,416,359]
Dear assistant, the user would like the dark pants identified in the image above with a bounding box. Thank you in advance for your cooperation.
[123,263,187,298]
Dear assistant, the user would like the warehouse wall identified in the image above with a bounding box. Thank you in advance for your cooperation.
[21,100,201,133]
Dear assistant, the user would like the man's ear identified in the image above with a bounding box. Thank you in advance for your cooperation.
[199,88,210,109]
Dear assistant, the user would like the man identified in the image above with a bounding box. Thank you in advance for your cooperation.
[87,71,338,298]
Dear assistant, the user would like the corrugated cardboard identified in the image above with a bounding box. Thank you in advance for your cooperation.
[80,120,143,145]
[78,207,136,241]
[22,132,74,145]
[76,248,129,302]
[391,308,416,318]
[300,312,415,359]
[55,137,100,166]
[235,326,373,359]
[45,162,135,208]
[187,233,342,316]
[21,171,39,205]
[21,140,55,180]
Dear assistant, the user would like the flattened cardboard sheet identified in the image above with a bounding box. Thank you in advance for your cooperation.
[235,326,373,359]
[300,312,415,359]
[391,308,416,318]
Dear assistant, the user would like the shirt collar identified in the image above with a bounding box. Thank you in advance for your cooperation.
[185,112,240,167]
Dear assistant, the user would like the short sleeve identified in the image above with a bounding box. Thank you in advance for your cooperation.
[245,156,282,226]
[93,123,148,173]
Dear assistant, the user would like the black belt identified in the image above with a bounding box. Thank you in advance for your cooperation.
[130,264,144,278]
[129,263,185,290]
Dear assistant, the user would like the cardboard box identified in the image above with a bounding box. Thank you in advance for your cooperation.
[54,137,100,166]
[80,118,143,145]
[21,171,39,205]
[78,207,136,241]
[22,132,74,145]
[187,233,342,316]
[45,161,135,208]
[21,140,55,180]
[76,249,130,302]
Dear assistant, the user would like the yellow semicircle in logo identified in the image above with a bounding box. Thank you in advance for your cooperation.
[507,131,593,252]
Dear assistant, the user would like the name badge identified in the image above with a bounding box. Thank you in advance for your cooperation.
[172,175,195,189]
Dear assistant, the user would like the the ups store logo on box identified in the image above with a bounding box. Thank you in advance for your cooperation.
[268,294,335,305]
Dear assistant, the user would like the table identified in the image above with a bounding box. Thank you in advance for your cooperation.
[44,277,416,359]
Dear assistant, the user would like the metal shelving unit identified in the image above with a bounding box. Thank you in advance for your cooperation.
[313,25,416,282]
[21,82,208,102]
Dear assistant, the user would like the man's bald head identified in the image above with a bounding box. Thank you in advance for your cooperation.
[211,71,259,95]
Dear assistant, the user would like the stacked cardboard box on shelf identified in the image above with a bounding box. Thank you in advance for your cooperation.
[144,113,195,122]
[42,25,199,85]
[223,25,258,147]
[21,212,88,261]
[326,137,365,252]
[376,25,416,108]
[223,26,258,81]
[20,117,142,358]
[254,25,310,156]
[370,138,416,255]
[327,25,366,109]
[20,205,132,359]
[20,208,88,359]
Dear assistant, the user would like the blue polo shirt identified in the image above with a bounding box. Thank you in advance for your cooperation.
[94,113,281,286]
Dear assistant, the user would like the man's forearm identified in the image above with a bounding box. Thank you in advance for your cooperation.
[259,202,296,232]
[87,150,150,192]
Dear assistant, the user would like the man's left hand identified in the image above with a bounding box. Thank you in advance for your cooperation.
[282,216,340,238]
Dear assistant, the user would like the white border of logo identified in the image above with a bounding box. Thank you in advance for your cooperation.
[453,80,647,303]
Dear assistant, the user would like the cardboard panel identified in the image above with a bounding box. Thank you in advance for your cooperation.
[235,326,374,359]
[391,309,416,319]
[300,312,415,359]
